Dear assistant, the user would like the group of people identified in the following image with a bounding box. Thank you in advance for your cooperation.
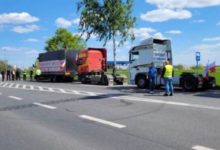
[0,69,34,82]
[147,60,174,96]
[1,69,21,81]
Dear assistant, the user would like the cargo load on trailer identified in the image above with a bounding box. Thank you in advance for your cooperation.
[35,50,78,82]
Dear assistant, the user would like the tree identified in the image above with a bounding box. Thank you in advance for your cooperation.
[45,28,86,51]
[77,0,136,75]
[190,64,203,70]
[0,60,6,71]
[175,64,185,70]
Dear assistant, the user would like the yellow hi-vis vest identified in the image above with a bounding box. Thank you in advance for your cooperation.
[36,69,41,76]
[164,65,173,78]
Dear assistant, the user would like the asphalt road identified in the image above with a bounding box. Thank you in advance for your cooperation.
[0,80,220,150]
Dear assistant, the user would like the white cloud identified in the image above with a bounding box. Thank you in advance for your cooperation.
[192,19,205,23]
[192,43,220,50]
[153,32,166,39]
[146,0,220,9]
[12,25,40,33]
[55,17,80,28]
[132,27,167,41]
[141,9,192,22]
[1,46,40,57]
[24,38,39,42]
[203,36,220,42]
[73,32,97,40]
[173,43,220,65]
[166,30,182,34]
[0,12,39,25]
[217,21,220,26]
[72,18,80,25]
[133,27,156,39]
[55,17,72,28]
[26,49,39,55]
[143,0,220,22]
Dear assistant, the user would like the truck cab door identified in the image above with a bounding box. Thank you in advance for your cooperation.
[129,51,140,84]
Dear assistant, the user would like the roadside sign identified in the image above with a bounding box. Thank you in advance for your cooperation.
[195,51,200,75]
[196,52,200,61]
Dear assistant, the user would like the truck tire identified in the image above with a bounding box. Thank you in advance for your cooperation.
[181,76,197,91]
[100,74,108,85]
[136,75,147,89]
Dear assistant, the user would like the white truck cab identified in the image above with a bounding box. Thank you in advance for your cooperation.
[129,38,175,88]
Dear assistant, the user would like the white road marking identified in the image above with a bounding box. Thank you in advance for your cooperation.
[38,86,44,91]
[8,96,22,101]
[71,90,81,95]
[0,82,4,85]
[33,102,56,110]
[8,83,14,88]
[2,83,8,87]
[86,92,97,96]
[15,84,20,88]
[192,145,215,150]
[22,84,26,89]
[59,89,67,93]
[2,82,220,112]
[30,85,34,90]
[48,88,55,92]
[79,115,126,129]
[112,96,220,111]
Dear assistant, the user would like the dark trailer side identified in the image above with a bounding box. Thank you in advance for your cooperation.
[37,50,78,82]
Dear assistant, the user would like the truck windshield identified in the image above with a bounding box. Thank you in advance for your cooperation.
[130,51,139,61]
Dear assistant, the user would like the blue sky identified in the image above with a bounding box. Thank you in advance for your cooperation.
[0,0,220,68]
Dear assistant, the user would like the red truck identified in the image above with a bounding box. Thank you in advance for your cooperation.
[77,47,125,85]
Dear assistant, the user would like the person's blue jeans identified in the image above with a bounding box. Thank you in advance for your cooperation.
[149,77,156,91]
[164,77,173,94]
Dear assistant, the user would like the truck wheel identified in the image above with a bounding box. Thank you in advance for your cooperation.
[81,77,87,84]
[182,76,197,91]
[136,75,147,89]
[101,75,108,85]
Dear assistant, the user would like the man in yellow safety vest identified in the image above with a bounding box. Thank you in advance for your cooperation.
[162,60,174,96]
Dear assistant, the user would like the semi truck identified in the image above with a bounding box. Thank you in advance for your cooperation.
[77,47,125,85]
[35,48,125,85]
[35,50,78,82]
[129,38,216,91]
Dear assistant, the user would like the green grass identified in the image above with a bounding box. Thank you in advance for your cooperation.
[108,66,220,87]
[174,67,220,87]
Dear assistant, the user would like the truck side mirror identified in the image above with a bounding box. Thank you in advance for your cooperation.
[129,59,135,63]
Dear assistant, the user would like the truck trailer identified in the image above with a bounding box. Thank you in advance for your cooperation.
[129,38,216,91]
[36,50,78,82]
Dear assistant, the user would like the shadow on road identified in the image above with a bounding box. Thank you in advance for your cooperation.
[194,90,220,99]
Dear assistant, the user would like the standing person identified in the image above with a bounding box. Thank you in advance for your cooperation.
[23,71,27,81]
[6,69,11,81]
[16,69,21,80]
[148,62,157,94]
[1,70,5,81]
[30,69,33,81]
[12,70,15,81]
[162,60,174,96]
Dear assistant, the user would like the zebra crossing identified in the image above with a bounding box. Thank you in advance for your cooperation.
[0,82,99,96]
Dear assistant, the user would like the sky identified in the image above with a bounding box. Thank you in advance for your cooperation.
[0,0,220,68]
